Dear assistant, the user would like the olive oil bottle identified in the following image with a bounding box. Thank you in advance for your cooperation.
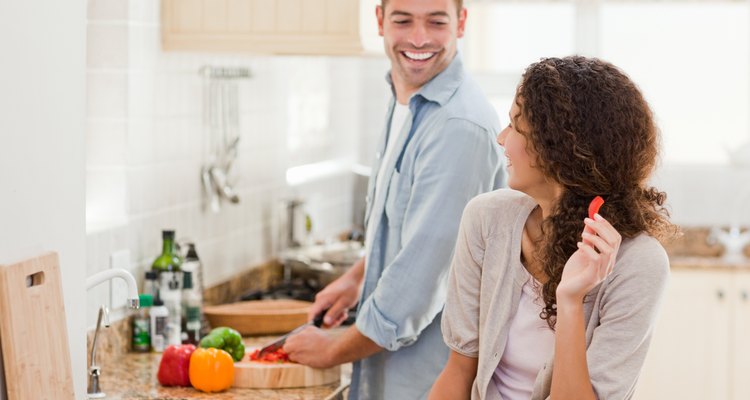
[152,230,182,272]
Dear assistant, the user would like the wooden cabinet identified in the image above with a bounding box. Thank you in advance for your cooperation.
[161,0,381,55]
[634,267,750,400]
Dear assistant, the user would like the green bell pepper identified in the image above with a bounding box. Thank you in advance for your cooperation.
[199,326,245,362]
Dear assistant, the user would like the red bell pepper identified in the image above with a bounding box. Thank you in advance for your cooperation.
[588,196,605,219]
[157,344,196,387]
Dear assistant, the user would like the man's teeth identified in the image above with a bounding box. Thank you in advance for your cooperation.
[404,51,434,61]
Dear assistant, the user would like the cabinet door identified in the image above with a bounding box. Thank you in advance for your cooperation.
[162,0,369,55]
[731,271,750,400]
[634,269,731,400]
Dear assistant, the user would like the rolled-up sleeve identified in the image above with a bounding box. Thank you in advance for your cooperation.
[356,118,500,351]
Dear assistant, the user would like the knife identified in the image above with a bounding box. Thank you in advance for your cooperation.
[256,308,328,357]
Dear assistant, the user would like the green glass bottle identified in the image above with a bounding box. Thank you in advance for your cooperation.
[152,230,182,272]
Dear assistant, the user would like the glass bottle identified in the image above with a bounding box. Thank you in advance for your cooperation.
[152,230,182,273]
[150,292,168,353]
[143,271,159,299]
[160,274,182,346]
[181,271,202,345]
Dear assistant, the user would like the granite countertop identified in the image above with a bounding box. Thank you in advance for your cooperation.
[98,335,351,400]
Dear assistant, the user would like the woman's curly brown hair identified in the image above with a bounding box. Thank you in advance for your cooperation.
[514,56,679,329]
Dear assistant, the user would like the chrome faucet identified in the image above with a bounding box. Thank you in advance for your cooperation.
[85,268,139,398]
[708,225,750,262]
[87,305,110,399]
[707,185,750,262]
[86,268,140,308]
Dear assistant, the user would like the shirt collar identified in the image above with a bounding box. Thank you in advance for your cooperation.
[384,53,465,107]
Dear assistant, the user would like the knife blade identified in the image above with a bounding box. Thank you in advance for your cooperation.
[256,308,328,357]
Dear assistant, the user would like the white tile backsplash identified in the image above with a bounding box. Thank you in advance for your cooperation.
[85,6,381,326]
[87,0,129,21]
[87,23,129,68]
[87,71,128,119]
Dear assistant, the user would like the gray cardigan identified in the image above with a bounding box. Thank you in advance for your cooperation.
[441,189,670,400]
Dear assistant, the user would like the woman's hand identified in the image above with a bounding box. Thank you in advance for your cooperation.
[557,213,622,304]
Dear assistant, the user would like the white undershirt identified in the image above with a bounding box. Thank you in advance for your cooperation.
[493,269,556,399]
[365,103,411,252]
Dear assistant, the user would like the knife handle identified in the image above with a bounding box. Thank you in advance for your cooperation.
[313,307,330,328]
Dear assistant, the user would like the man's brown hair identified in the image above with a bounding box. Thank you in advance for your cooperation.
[381,0,464,14]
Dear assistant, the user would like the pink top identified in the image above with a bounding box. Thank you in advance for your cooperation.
[492,270,555,399]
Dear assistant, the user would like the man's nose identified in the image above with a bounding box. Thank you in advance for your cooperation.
[408,23,429,48]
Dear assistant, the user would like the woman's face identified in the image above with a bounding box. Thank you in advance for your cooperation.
[496,97,554,198]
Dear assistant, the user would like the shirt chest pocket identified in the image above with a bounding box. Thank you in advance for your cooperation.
[384,170,411,229]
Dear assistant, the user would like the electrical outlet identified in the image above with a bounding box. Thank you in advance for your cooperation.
[110,249,134,309]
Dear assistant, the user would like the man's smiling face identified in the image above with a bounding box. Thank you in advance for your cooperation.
[377,0,466,98]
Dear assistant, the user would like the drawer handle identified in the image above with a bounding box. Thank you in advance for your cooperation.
[717,289,725,300]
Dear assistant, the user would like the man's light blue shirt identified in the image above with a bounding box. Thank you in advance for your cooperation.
[350,55,504,400]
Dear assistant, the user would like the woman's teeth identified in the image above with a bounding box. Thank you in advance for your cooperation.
[404,51,435,61]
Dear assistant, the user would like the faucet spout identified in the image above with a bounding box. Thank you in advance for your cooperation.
[86,268,140,309]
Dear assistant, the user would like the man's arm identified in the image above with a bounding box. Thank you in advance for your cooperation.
[355,118,501,352]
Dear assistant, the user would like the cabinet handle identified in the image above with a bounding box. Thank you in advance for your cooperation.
[741,290,748,302]
[716,289,725,300]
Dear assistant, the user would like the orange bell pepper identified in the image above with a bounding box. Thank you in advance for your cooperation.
[188,347,235,393]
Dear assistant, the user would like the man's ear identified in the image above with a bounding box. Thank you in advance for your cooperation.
[456,7,467,38]
[376,5,385,37]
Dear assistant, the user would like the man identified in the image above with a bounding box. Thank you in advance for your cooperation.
[284,0,503,398]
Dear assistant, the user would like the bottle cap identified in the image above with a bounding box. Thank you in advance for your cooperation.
[183,271,193,289]
[162,230,175,239]
[145,271,158,280]
[138,293,153,307]
[186,243,199,260]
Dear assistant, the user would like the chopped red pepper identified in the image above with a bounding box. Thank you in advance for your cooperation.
[588,196,605,219]
[249,348,291,363]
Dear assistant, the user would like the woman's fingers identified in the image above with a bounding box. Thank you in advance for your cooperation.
[581,232,613,256]
[577,241,610,281]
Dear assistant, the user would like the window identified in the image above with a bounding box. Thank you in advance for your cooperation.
[463,0,750,165]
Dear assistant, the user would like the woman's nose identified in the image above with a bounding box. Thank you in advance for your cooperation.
[497,128,507,146]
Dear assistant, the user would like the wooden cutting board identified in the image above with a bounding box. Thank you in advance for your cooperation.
[0,252,74,399]
[204,299,312,335]
[232,350,340,389]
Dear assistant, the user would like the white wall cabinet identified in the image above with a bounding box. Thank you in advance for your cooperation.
[634,268,750,400]
[162,0,381,55]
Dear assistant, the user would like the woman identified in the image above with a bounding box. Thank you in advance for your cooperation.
[429,56,678,400]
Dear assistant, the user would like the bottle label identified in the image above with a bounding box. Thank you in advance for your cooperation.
[152,315,167,352]
[132,318,150,350]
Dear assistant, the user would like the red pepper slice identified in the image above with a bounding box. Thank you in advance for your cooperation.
[249,348,291,363]
[588,196,605,219]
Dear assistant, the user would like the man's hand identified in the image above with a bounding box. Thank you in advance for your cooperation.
[283,326,337,369]
[308,257,365,327]
[284,325,383,368]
